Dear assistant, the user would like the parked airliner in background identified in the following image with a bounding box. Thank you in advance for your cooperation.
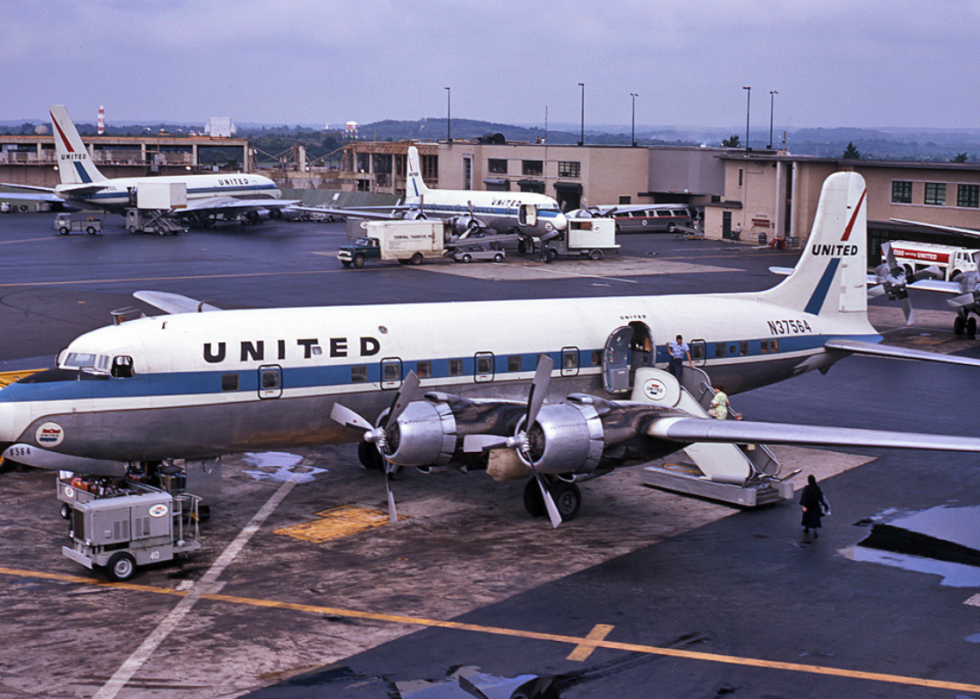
[4,172,980,527]
[302,146,567,243]
[0,105,296,225]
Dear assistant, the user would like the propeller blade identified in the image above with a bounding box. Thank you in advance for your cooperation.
[867,284,887,299]
[948,293,974,309]
[526,355,554,429]
[387,371,420,425]
[535,471,563,529]
[330,403,373,431]
[385,462,398,524]
[883,241,898,270]
[901,296,916,325]
[911,265,941,281]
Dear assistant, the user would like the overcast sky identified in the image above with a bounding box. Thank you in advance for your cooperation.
[3,0,978,132]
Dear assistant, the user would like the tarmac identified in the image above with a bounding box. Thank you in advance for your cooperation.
[1,212,979,698]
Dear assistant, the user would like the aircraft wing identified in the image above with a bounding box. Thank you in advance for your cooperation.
[133,290,221,314]
[0,185,65,203]
[180,196,300,215]
[908,279,965,294]
[646,416,980,452]
[290,204,411,221]
[823,338,980,367]
[891,218,980,240]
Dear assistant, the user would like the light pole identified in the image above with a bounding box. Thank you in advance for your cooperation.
[630,93,638,147]
[445,87,451,144]
[768,90,778,149]
[578,82,585,146]
[743,86,751,151]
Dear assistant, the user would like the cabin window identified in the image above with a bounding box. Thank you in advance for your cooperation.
[221,373,240,391]
[351,365,368,383]
[448,358,464,377]
[111,356,134,378]
[261,369,280,390]
[98,355,110,371]
[382,361,400,383]
[563,349,578,370]
[508,355,522,372]
[416,361,432,379]
[476,354,494,375]
[715,343,727,358]
[591,350,602,367]
[769,339,779,352]
[739,341,749,357]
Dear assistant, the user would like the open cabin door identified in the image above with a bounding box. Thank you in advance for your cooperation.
[602,326,633,395]
[518,204,538,228]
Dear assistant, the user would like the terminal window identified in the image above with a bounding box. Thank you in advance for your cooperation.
[488,159,508,174]
[958,184,979,208]
[522,160,543,176]
[924,182,946,206]
[891,180,913,203]
[558,161,581,178]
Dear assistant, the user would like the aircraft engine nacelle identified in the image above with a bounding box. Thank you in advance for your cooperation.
[383,400,457,468]
[522,403,605,475]
[452,215,480,236]
[383,394,524,471]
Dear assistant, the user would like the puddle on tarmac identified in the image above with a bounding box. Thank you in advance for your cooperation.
[849,504,980,587]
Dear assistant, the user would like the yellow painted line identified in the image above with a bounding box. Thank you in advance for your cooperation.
[0,368,44,388]
[2,565,980,692]
[274,505,399,543]
[567,623,615,661]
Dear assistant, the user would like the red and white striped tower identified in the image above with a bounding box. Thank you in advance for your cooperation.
[97,105,105,134]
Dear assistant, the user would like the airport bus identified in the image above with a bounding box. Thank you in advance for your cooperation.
[573,204,694,233]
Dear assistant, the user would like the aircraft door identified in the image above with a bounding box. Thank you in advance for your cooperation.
[602,326,633,395]
[519,204,538,228]
[258,365,282,399]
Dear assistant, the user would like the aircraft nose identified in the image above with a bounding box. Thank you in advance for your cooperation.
[554,212,568,231]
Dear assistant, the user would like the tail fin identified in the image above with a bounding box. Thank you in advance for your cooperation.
[758,171,868,319]
[49,105,107,185]
[405,146,429,202]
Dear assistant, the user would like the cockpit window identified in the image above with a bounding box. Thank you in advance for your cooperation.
[63,352,98,369]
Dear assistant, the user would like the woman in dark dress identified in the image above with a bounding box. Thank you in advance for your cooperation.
[800,474,829,538]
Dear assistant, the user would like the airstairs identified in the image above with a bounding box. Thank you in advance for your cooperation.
[633,366,796,507]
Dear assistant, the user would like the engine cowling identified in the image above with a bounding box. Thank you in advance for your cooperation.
[383,400,456,468]
[453,216,480,236]
[521,402,605,475]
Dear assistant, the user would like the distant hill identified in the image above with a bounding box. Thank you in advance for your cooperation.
[2,117,978,162]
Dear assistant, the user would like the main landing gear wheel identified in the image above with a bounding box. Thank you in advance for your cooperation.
[523,477,582,522]
[969,316,977,339]
[358,441,385,471]
[106,552,136,582]
[955,315,967,336]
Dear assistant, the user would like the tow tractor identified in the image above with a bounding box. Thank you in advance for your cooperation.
[58,473,202,582]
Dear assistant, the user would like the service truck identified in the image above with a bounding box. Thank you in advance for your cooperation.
[888,239,980,281]
[58,475,201,582]
[541,217,619,261]
[53,213,102,235]
[339,219,450,267]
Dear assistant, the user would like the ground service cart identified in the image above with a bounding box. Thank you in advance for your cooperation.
[53,213,102,235]
[59,476,201,581]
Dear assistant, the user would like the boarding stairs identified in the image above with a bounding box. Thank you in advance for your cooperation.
[633,366,795,507]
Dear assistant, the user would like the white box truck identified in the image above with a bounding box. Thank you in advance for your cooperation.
[542,217,619,261]
[339,220,449,267]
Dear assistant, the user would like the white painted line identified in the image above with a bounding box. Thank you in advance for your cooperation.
[93,472,301,699]
[966,593,980,607]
